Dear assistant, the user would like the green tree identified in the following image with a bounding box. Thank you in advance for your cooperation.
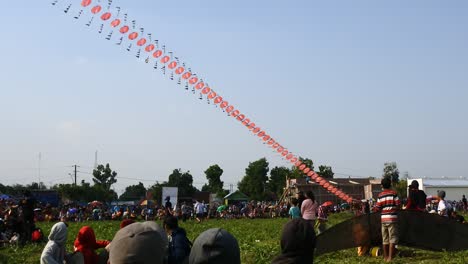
[290,157,314,179]
[383,162,399,185]
[238,158,269,201]
[147,182,166,204]
[93,163,118,191]
[54,180,117,203]
[119,182,147,201]
[167,169,198,198]
[201,164,224,194]
[317,165,334,179]
[395,179,408,198]
[268,166,290,198]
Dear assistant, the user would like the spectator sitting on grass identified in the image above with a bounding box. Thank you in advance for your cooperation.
[189,228,240,264]
[74,226,110,264]
[272,218,316,264]
[163,215,191,264]
[109,221,166,264]
[40,222,68,264]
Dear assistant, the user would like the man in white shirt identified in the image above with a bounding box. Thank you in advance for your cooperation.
[195,201,205,223]
[437,190,450,217]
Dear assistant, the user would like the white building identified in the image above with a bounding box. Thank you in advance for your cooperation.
[408,178,468,201]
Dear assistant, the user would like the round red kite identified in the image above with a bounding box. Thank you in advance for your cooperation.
[120,26,129,34]
[111,19,121,28]
[214,97,223,104]
[208,91,217,99]
[189,77,199,85]
[101,12,111,21]
[182,72,192,79]
[168,61,177,69]
[91,5,102,14]
[201,87,211,94]
[160,56,170,64]
[175,67,184,74]
[195,82,204,90]
[145,44,155,52]
[81,0,92,7]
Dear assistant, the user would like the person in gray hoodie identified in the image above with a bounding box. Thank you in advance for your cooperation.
[189,228,240,264]
[40,222,68,264]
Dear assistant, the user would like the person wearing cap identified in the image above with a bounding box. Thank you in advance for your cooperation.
[109,221,167,264]
[189,228,240,264]
[272,218,316,264]
[40,222,68,264]
[163,215,191,264]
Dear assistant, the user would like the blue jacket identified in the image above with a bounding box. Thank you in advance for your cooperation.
[168,228,191,264]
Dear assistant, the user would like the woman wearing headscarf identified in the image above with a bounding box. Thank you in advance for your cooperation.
[40,222,68,264]
[74,226,110,264]
[272,218,316,264]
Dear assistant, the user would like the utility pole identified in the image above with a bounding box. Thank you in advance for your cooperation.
[74,165,77,186]
[38,152,42,189]
[72,165,80,186]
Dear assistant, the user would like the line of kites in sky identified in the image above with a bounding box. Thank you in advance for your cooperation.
[51,0,354,203]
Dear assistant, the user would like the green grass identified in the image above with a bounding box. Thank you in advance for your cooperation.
[0,213,467,264]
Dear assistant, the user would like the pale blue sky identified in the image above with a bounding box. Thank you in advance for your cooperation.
[1,0,467,194]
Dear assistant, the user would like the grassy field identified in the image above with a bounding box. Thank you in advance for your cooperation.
[0,212,467,264]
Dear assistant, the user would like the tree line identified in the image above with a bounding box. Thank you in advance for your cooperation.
[1,160,404,203]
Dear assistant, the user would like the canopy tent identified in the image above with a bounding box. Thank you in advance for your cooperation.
[88,200,103,207]
[224,191,249,205]
[140,200,156,206]
[0,194,11,200]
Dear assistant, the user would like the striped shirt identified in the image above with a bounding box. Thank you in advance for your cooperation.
[375,189,400,223]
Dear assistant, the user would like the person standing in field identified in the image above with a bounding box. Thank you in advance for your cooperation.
[288,199,301,219]
[301,191,318,224]
[165,196,173,216]
[194,200,205,223]
[437,190,451,217]
[406,180,426,211]
[375,178,400,262]
[316,205,328,234]
[461,195,467,211]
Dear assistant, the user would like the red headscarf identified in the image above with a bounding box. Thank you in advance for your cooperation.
[74,226,110,264]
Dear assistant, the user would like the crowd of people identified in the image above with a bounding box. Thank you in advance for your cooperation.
[1,183,467,263]
[38,215,318,264]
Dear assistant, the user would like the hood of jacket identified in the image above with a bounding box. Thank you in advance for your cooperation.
[74,226,98,250]
[48,222,68,246]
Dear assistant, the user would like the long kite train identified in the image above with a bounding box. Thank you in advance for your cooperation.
[51,0,353,203]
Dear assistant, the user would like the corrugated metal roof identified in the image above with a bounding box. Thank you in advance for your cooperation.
[419,178,468,187]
